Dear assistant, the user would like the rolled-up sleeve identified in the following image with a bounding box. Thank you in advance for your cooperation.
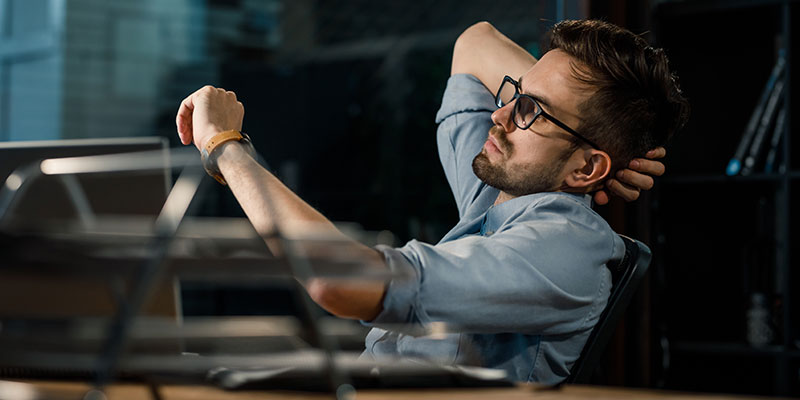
[435,74,497,218]
[364,194,617,336]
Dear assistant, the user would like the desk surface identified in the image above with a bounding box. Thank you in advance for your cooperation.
[6,380,786,400]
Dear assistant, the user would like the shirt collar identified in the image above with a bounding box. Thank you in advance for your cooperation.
[481,192,592,236]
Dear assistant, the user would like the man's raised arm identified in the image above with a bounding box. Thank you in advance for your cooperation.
[176,86,387,321]
[452,21,537,93]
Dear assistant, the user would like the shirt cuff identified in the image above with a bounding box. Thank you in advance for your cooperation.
[361,244,421,327]
[434,74,497,124]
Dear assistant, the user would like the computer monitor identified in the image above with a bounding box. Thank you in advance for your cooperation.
[0,137,178,319]
[0,137,171,226]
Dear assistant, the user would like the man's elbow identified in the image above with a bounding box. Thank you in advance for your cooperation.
[306,279,342,314]
[452,21,497,76]
[457,21,497,46]
[305,278,384,321]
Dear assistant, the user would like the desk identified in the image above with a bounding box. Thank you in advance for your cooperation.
[6,380,784,400]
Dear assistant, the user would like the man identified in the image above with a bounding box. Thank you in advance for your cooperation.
[175,19,688,384]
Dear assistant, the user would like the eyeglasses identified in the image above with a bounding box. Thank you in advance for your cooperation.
[494,75,600,150]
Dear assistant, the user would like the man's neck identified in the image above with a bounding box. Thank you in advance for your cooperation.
[494,191,516,206]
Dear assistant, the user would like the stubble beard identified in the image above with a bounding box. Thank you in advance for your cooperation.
[472,126,570,196]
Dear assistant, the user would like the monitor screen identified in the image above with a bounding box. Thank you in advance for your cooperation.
[0,137,171,227]
[0,137,180,321]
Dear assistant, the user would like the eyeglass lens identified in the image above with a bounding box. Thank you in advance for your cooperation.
[496,79,540,129]
[514,97,539,128]
[496,80,517,108]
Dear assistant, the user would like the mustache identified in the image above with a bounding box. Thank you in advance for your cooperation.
[489,125,512,154]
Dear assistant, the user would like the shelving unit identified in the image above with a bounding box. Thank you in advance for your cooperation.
[671,341,800,358]
[661,174,787,184]
[650,0,796,396]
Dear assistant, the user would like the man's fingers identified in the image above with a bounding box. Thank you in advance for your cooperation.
[176,85,243,148]
[177,86,215,145]
[592,189,610,206]
[606,178,641,202]
[176,116,193,145]
[616,169,654,190]
[629,157,666,176]
[645,146,667,159]
[176,93,197,145]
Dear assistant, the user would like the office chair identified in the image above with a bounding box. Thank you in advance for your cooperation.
[566,235,652,384]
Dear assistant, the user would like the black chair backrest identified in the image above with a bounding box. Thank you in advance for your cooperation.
[566,235,652,384]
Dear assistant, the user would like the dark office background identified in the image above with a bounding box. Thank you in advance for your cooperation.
[1,0,797,396]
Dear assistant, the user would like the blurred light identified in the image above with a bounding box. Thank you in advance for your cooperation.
[40,158,84,175]
[39,149,197,175]
[4,173,23,191]
[0,381,37,400]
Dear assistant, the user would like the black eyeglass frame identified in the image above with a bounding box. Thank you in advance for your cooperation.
[494,75,601,150]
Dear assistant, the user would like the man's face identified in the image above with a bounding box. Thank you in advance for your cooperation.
[473,49,593,196]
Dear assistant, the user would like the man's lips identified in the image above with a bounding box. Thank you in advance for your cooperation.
[485,132,504,155]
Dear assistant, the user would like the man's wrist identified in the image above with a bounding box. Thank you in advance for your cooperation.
[216,139,246,162]
[216,140,251,173]
[200,130,255,185]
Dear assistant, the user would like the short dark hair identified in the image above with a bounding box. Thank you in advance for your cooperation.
[547,19,690,171]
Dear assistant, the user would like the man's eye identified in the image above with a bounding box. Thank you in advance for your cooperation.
[530,115,547,127]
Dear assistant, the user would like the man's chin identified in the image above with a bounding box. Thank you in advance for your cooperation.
[472,154,563,197]
[472,154,504,187]
[473,151,500,168]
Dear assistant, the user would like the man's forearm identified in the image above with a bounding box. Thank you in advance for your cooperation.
[452,21,537,93]
[216,142,386,320]
[217,142,337,239]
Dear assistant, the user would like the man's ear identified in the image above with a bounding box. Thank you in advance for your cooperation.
[564,149,612,192]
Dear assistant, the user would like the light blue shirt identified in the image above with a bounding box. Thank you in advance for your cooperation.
[361,74,625,384]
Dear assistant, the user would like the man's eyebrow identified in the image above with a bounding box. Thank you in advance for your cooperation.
[518,75,553,110]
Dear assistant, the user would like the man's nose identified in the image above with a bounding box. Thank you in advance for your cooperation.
[490,103,516,133]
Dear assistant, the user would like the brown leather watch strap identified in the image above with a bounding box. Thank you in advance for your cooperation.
[200,130,256,185]
[203,130,243,155]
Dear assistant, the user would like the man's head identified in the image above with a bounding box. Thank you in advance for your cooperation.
[473,19,689,198]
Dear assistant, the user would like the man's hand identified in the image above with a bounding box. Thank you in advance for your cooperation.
[593,147,667,205]
[176,85,244,151]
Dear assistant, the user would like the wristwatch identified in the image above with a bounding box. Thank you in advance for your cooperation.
[200,130,256,185]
